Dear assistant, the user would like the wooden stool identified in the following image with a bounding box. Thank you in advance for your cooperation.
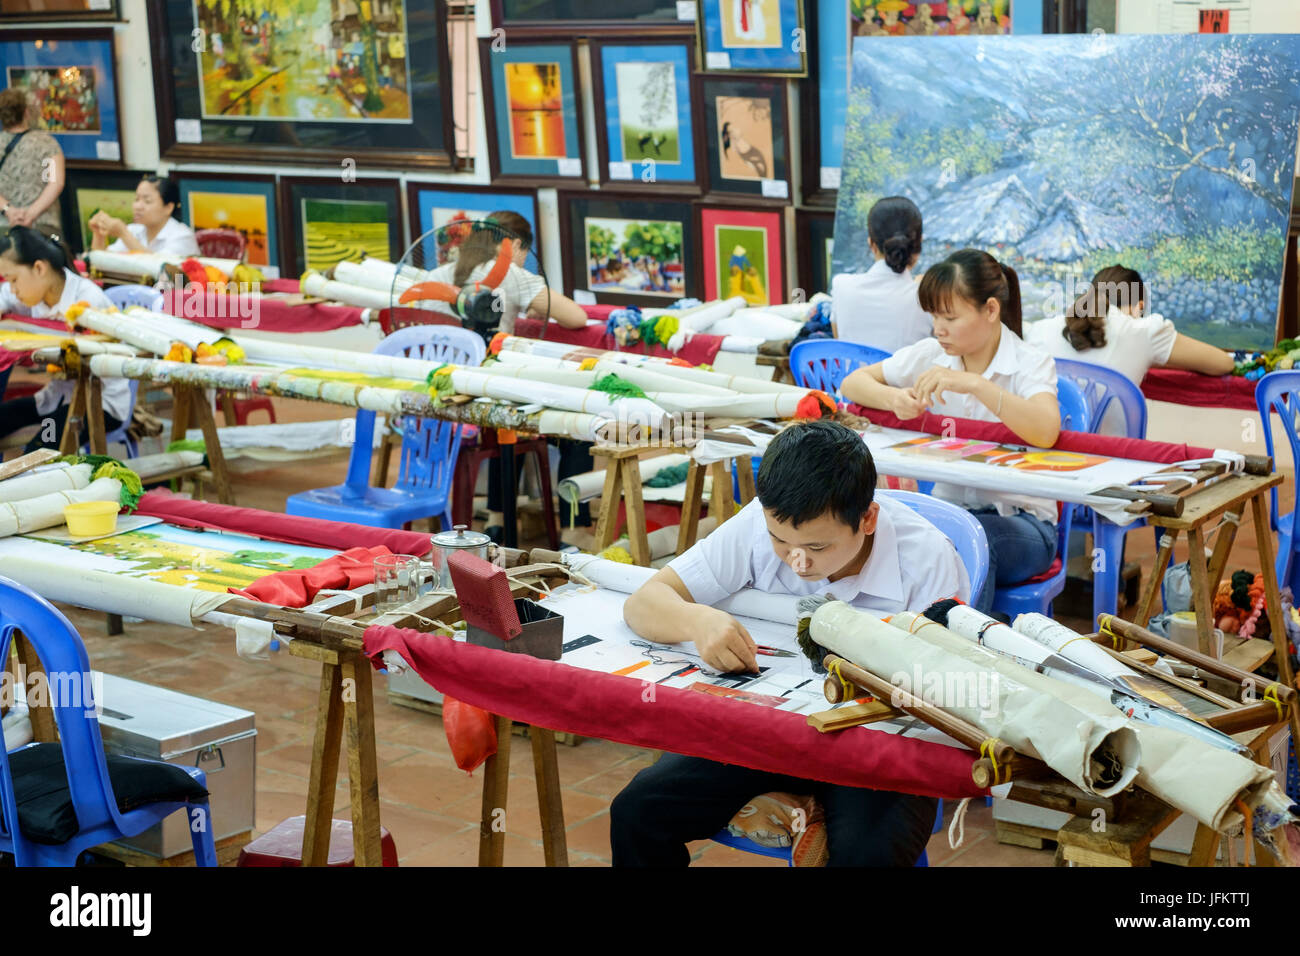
[238,816,398,867]
[448,429,560,548]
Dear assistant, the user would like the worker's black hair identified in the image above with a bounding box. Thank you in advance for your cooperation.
[756,420,877,529]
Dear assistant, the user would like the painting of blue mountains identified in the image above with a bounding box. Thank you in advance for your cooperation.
[832,35,1300,350]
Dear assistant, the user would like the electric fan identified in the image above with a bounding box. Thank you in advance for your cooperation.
[387,216,552,345]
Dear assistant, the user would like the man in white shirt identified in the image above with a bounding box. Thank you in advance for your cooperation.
[611,420,969,866]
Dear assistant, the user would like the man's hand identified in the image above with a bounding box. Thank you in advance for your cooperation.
[691,605,759,673]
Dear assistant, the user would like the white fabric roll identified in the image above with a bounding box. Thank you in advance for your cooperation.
[1011,612,1144,686]
[130,451,206,478]
[0,478,122,538]
[334,260,416,297]
[86,250,240,279]
[558,453,691,504]
[603,517,718,562]
[0,555,228,628]
[444,367,667,426]
[823,606,1142,796]
[709,311,805,341]
[0,464,93,503]
[301,271,394,310]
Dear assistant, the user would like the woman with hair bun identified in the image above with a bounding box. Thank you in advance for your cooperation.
[90,174,200,257]
[830,196,931,353]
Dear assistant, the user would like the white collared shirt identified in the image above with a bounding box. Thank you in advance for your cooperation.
[830,260,933,354]
[882,327,1058,522]
[108,218,201,258]
[0,270,131,422]
[667,496,970,614]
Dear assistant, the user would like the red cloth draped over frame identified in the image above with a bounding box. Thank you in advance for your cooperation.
[846,405,1219,465]
[513,314,726,367]
[1140,369,1256,412]
[135,489,432,556]
[231,545,395,607]
[362,624,988,799]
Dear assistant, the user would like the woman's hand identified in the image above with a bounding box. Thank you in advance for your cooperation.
[913,366,983,410]
[89,211,126,238]
[889,386,926,420]
[5,206,28,226]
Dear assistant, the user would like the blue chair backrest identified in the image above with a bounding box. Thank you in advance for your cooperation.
[1255,372,1300,529]
[343,326,485,496]
[0,575,124,855]
[789,339,892,400]
[878,489,989,603]
[1056,375,1089,434]
[105,284,164,312]
[1054,357,1147,438]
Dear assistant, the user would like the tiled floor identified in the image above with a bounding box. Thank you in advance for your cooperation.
[45,396,1290,866]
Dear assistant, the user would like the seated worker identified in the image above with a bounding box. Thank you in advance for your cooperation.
[611,419,971,867]
[90,175,200,257]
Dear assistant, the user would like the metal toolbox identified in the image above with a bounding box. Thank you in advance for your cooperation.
[95,672,257,859]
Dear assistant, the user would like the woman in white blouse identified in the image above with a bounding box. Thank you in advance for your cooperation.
[830,196,932,353]
[1025,264,1234,415]
[842,249,1061,614]
[89,175,200,257]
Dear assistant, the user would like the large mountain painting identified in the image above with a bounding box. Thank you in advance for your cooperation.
[832,35,1300,349]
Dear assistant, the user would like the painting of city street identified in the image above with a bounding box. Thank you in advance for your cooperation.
[195,0,411,122]
[833,35,1300,350]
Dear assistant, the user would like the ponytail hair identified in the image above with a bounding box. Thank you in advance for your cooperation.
[1063,265,1144,352]
[867,196,923,275]
[0,225,71,273]
[918,248,1022,337]
[452,210,531,287]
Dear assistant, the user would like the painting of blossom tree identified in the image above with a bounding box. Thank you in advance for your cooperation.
[832,35,1300,349]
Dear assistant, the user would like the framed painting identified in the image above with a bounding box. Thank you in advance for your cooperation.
[700,74,789,201]
[175,172,280,278]
[699,205,784,305]
[697,0,806,76]
[850,0,1012,37]
[147,0,454,169]
[279,177,404,278]
[590,39,700,189]
[796,208,835,297]
[0,29,122,166]
[405,181,538,269]
[560,192,697,307]
[0,0,118,20]
[479,40,585,184]
[59,167,146,256]
[490,0,693,37]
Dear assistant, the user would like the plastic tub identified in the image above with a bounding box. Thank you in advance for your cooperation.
[63,500,120,537]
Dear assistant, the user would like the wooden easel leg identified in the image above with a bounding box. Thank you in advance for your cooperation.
[1248,493,1300,753]
[341,653,383,867]
[735,454,756,506]
[478,713,513,867]
[708,460,735,525]
[86,374,106,456]
[170,386,192,446]
[530,728,569,867]
[58,373,89,456]
[302,660,345,867]
[1188,823,1221,867]
[1133,530,1176,629]
[1205,511,1241,592]
[188,387,235,505]
[106,614,123,636]
[619,456,650,566]
[1185,527,1216,657]
[14,633,55,742]
[592,458,624,552]
[219,392,238,427]
[676,461,705,554]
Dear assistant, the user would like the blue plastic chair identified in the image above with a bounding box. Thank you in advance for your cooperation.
[105,283,164,312]
[285,327,484,531]
[1256,372,1300,595]
[789,339,892,403]
[710,491,987,866]
[1055,358,1152,624]
[0,574,216,866]
[987,377,1086,619]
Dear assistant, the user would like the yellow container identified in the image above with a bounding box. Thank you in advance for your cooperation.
[63,500,120,538]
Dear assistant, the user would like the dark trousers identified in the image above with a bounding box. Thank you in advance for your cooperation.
[610,753,938,867]
[487,437,594,527]
[0,396,123,454]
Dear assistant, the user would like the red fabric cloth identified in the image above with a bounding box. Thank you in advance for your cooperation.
[230,545,393,607]
[512,316,725,367]
[3,313,65,333]
[847,406,1216,465]
[158,287,364,334]
[362,625,987,798]
[135,489,432,555]
[1140,368,1256,412]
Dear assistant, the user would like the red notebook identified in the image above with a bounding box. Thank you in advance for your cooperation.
[448,550,522,641]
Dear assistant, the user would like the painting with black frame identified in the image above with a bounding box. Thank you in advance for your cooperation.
[0,0,118,21]
[560,192,698,307]
[491,0,689,36]
[146,0,455,169]
[700,74,789,201]
[279,177,404,279]
[59,167,148,256]
[796,208,835,298]
[174,170,281,277]
[589,37,702,191]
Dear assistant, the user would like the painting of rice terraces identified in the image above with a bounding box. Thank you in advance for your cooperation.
[832,34,1300,349]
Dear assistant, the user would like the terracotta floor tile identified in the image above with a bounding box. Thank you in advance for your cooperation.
[377,750,483,817]
[399,831,546,867]
[569,754,656,799]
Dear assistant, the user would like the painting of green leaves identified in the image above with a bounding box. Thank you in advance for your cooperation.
[834,35,1300,349]
[585,216,685,298]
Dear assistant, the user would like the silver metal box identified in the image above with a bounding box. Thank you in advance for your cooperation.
[95,672,257,859]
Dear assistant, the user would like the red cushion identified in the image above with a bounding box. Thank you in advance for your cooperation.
[1019,558,1062,585]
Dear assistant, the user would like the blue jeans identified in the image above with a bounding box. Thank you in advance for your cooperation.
[969,507,1057,614]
